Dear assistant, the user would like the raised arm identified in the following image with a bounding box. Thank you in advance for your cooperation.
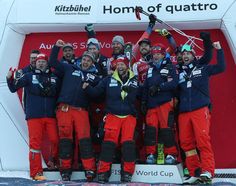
[48,40,67,73]
[132,14,156,63]
[207,41,226,76]
[198,32,213,65]
[6,69,29,93]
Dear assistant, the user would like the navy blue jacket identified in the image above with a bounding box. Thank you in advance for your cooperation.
[142,58,178,108]
[20,64,35,110]
[22,64,35,74]
[85,70,139,116]
[7,70,60,120]
[178,49,226,112]
[49,46,100,108]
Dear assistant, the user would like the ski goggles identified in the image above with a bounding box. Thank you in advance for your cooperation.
[152,46,166,54]
[181,44,192,52]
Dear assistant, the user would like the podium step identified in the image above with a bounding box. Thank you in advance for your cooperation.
[44,163,184,184]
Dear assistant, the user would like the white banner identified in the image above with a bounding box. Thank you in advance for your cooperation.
[14,0,97,23]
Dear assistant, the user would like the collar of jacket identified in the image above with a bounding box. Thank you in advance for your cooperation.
[112,51,125,59]
[113,69,134,100]
[34,68,50,74]
[183,59,198,70]
[29,64,35,71]
[112,69,134,85]
[151,58,165,69]
[61,55,76,64]
[77,63,98,74]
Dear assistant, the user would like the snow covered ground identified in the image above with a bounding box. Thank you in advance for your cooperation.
[0,170,236,186]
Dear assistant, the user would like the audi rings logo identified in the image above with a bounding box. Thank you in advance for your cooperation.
[54,5,91,15]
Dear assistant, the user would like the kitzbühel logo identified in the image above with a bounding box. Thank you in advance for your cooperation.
[55,5,91,15]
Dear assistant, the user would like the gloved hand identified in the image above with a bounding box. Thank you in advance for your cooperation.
[148,14,156,28]
[149,85,160,97]
[161,29,171,37]
[155,28,171,38]
[85,24,96,38]
[96,122,105,140]
[14,69,23,80]
[121,85,132,93]
[41,86,52,96]
[200,32,211,41]
[6,67,16,80]
[96,116,106,140]
[85,23,94,32]
[141,101,147,115]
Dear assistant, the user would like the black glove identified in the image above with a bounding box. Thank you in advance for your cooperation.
[40,86,52,96]
[141,101,147,115]
[148,14,156,28]
[96,120,105,140]
[85,24,96,38]
[14,70,23,80]
[200,32,212,47]
[121,85,132,93]
[200,32,211,41]
[183,74,190,81]
[149,85,160,97]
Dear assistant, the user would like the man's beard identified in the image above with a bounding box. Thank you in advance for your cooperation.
[141,49,149,56]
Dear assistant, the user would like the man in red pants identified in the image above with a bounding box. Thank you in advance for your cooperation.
[83,56,139,183]
[49,40,100,181]
[7,54,60,181]
[141,44,179,165]
[178,41,226,184]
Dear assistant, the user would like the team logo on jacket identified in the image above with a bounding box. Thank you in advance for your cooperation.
[147,68,153,78]
[72,70,81,77]
[160,68,169,76]
[32,75,39,84]
[102,61,107,67]
[129,80,138,88]
[179,72,185,83]
[192,69,202,77]
[109,78,118,87]
[50,77,56,83]
[86,73,95,81]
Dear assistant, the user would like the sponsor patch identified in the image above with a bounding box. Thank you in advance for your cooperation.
[32,75,39,84]
[160,69,169,74]
[51,78,56,83]
[109,83,118,87]
[192,70,201,76]
[72,70,80,77]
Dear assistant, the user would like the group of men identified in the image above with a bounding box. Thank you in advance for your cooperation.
[6,14,226,184]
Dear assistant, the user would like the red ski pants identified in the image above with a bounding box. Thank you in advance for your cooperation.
[27,117,58,178]
[145,101,177,156]
[98,114,136,175]
[178,106,215,177]
[56,104,96,171]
